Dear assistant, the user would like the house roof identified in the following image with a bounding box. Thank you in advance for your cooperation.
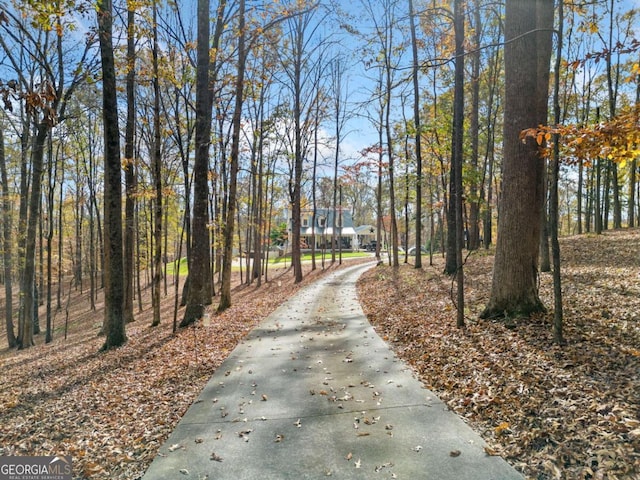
[300,208,355,229]
[355,224,375,235]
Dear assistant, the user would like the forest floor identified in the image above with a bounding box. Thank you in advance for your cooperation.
[358,229,640,480]
[0,231,638,480]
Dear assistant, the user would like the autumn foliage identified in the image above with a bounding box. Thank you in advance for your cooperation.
[0,233,638,479]
[522,104,640,167]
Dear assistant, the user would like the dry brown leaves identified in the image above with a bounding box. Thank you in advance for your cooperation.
[0,260,365,479]
[357,229,640,480]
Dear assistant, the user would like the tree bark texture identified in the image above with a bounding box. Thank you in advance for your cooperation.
[98,0,126,349]
[481,0,553,319]
[182,0,213,324]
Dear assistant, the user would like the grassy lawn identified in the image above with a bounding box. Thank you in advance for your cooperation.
[166,257,188,276]
[166,251,371,274]
[268,251,370,264]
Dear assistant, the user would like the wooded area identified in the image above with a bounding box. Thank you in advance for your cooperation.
[1,0,638,351]
[0,0,639,477]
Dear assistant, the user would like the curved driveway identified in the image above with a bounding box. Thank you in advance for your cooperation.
[142,262,523,479]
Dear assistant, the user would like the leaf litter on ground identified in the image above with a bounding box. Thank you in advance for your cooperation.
[1,231,638,480]
[356,229,640,480]
[0,261,368,479]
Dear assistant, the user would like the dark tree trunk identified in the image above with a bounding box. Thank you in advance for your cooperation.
[409,0,423,267]
[182,0,214,325]
[550,0,565,345]
[451,0,465,327]
[218,0,245,310]
[18,122,48,349]
[467,0,481,252]
[151,1,162,327]
[97,0,126,350]
[123,3,136,324]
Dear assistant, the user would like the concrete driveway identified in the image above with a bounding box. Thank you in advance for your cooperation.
[141,262,523,480]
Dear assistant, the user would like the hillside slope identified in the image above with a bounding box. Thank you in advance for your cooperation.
[357,229,640,480]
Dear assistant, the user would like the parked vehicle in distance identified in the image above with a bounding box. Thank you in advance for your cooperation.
[408,245,428,255]
[365,240,378,252]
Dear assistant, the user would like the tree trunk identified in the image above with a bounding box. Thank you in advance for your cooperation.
[98,0,126,350]
[540,162,551,272]
[550,0,564,345]
[123,2,137,324]
[289,12,306,284]
[218,0,245,310]
[0,121,16,348]
[409,0,423,267]
[45,135,58,343]
[481,0,553,319]
[452,0,465,327]
[18,122,48,349]
[151,0,162,327]
[467,0,482,252]
[182,0,214,325]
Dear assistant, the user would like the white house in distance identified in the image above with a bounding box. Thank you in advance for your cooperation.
[288,208,361,251]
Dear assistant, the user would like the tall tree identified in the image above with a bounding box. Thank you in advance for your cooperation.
[481,0,554,319]
[408,0,423,268]
[444,0,465,279]
[218,0,246,310]
[98,0,127,350]
[0,1,93,348]
[467,0,482,251]
[451,0,465,328]
[550,0,564,344]
[151,0,163,327]
[0,118,16,348]
[123,0,137,324]
[181,0,215,325]
[330,56,349,265]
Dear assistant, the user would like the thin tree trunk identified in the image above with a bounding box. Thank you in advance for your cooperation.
[18,122,48,349]
[151,0,162,327]
[0,120,16,348]
[45,135,58,343]
[408,0,422,267]
[452,0,465,327]
[550,0,564,345]
[218,0,245,311]
[467,0,481,252]
[123,2,137,324]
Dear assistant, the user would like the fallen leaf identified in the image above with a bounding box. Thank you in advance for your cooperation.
[484,446,501,456]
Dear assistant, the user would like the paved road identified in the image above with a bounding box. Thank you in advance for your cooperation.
[141,262,524,480]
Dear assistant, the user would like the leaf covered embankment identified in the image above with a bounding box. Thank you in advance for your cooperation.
[0,260,367,479]
[357,230,640,480]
